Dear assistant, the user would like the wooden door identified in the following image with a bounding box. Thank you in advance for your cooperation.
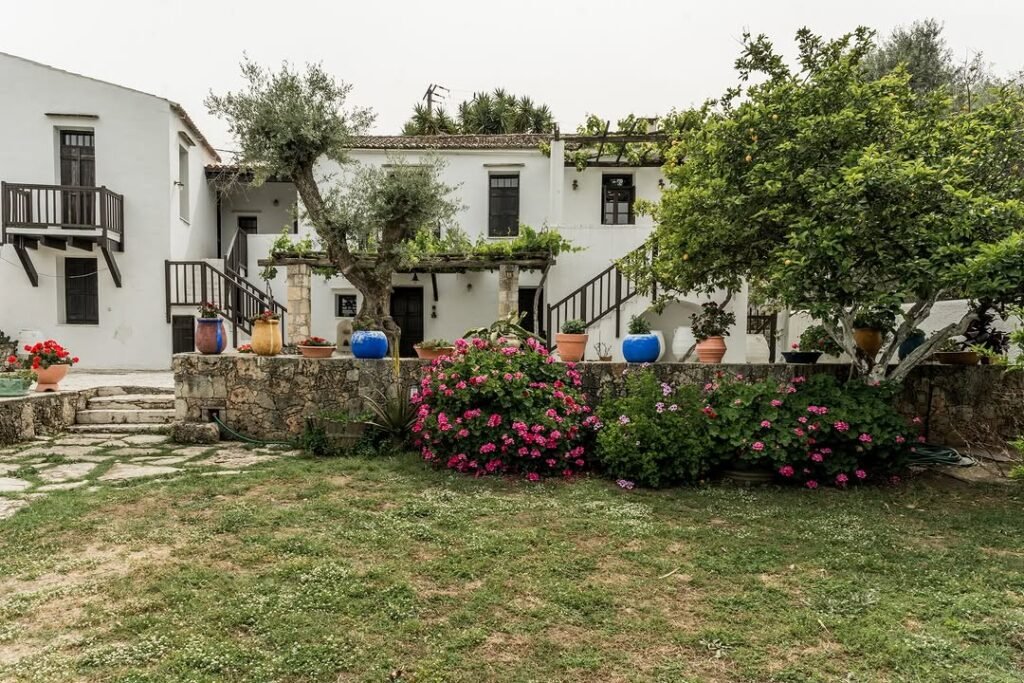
[172,316,197,354]
[60,131,96,227]
[389,287,424,357]
[518,287,545,337]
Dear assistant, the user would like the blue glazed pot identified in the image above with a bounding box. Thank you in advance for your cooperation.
[351,330,389,359]
[195,318,227,355]
[622,333,660,363]
[898,333,926,361]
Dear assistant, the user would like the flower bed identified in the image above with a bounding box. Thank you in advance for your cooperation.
[411,337,600,480]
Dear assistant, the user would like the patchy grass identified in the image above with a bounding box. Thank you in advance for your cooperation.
[0,453,1022,682]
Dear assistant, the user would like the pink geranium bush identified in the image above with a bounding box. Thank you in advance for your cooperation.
[703,373,917,487]
[411,337,599,480]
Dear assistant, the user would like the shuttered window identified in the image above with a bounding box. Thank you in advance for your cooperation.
[488,174,520,237]
[602,174,635,225]
[65,258,99,324]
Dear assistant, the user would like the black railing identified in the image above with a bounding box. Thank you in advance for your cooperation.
[165,260,286,346]
[546,241,657,341]
[1,182,124,248]
[224,228,248,277]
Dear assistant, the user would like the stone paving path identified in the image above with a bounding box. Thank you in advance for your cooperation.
[0,433,303,520]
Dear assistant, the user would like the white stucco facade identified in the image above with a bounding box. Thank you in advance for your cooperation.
[0,53,219,369]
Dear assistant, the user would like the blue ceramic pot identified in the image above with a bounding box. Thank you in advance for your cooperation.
[898,334,926,361]
[622,333,660,363]
[195,318,227,355]
[351,330,389,359]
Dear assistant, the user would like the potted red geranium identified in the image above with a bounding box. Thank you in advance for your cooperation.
[21,340,79,392]
[297,336,336,359]
[195,301,227,354]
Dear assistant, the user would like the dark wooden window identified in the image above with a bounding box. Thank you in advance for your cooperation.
[60,130,95,226]
[172,315,196,353]
[488,174,520,237]
[65,258,99,324]
[237,216,258,234]
[335,294,358,317]
[602,174,635,225]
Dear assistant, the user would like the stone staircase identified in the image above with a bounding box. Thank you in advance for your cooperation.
[68,387,175,434]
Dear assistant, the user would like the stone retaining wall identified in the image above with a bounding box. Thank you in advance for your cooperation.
[172,354,1024,448]
[0,392,83,445]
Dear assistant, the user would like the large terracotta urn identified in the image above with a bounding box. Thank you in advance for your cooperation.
[853,328,884,359]
[33,364,69,392]
[695,336,727,363]
[251,319,282,356]
[555,333,588,362]
[195,318,227,354]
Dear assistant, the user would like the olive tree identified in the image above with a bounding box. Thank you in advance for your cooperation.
[639,28,1024,382]
[208,59,459,346]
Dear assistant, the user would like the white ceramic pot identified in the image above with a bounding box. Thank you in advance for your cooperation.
[746,334,771,364]
[671,326,697,361]
[651,330,666,362]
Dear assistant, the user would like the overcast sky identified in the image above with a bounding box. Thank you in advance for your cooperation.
[5,1,1022,154]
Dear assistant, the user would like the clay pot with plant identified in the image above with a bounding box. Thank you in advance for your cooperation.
[783,324,843,364]
[18,340,79,392]
[414,338,456,361]
[933,337,979,366]
[251,310,283,356]
[195,301,227,355]
[556,319,588,362]
[852,309,895,360]
[691,302,736,363]
[297,336,336,359]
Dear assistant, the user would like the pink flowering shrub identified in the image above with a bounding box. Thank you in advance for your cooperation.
[703,373,916,487]
[411,336,599,479]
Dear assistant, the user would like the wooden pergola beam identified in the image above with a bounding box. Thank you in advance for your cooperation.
[259,253,555,274]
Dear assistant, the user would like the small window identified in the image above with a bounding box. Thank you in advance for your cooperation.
[237,216,258,234]
[336,294,358,318]
[65,258,99,324]
[488,174,520,237]
[602,174,635,225]
[178,145,190,222]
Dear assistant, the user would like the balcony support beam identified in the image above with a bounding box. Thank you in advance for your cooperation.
[101,243,122,288]
[13,237,38,287]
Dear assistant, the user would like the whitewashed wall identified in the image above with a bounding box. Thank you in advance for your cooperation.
[0,54,218,369]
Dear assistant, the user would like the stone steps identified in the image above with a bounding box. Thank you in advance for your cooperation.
[92,386,174,397]
[66,423,172,435]
[86,394,175,411]
[76,408,176,425]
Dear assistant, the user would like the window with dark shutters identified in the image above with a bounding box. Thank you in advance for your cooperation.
[65,258,99,324]
[602,174,635,225]
[488,174,520,237]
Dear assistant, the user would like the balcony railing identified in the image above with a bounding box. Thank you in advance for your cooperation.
[1,182,124,247]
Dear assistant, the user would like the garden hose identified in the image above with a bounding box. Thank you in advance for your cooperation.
[212,414,296,448]
[906,443,976,467]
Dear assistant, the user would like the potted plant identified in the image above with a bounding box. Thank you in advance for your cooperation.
[297,336,336,359]
[622,316,660,363]
[852,308,895,359]
[897,328,927,361]
[351,321,389,359]
[0,354,34,397]
[414,338,456,361]
[250,310,283,356]
[934,337,979,365]
[783,324,841,364]
[556,319,588,362]
[962,306,1009,365]
[194,301,227,355]
[19,340,78,392]
[691,302,736,363]
[593,341,613,362]
[237,343,254,354]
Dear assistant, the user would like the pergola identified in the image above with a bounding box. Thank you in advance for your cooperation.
[257,251,557,342]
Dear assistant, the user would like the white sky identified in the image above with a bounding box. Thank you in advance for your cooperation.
[4,1,1022,154]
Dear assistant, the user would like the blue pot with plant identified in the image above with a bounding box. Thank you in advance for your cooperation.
[898,328,926,361]
[621,316,660,363]
[351,325,388,359]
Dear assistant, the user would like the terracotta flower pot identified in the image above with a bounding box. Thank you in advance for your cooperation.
[934,351,979,366]
[555,333,588,362]
[251,319,282,356]
[298,345,336,359]
[695,336,727,363]
[414,346,455,361]
[33,363,69,392]
[853,328,884,359]
[195,318,227,355]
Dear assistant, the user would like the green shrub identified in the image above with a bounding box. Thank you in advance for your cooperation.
[596,370,712,487]
[561,319,587,334]
[797,324,843,356]
[627,316,651,335]
[691,302,735,340]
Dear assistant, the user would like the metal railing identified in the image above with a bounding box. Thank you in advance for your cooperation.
[224,228,248,277]
[1,182,124,248]
[165,260,286,346]
[546,241,657,341]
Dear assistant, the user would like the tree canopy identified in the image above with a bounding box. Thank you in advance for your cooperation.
[402,89,555,135]
[208,59,460,343]
[633,27,1024,382]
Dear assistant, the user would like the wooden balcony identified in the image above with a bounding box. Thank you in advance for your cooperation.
[1,182,124,287]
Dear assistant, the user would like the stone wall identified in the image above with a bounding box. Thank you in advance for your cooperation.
[0,392,82,445]
[172,354,1024,448]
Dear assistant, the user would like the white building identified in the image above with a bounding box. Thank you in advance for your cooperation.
[1,53,750,369]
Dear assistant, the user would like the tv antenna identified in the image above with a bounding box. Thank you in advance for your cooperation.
[422,84,449,115]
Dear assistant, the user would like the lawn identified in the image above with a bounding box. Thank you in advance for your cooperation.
[0,452,1022,682]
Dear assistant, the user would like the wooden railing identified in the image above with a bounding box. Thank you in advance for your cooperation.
[1,182,124,247]
[546,241,657,341]
[224,228,248,277]
[165,260,286,345]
